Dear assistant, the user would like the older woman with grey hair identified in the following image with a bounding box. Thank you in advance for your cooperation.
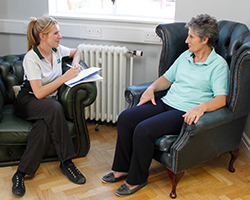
[185,14,219,48]
[102,14,229,196]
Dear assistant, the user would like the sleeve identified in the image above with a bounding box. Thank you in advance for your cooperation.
[57,45,71,58]
[163,52,185,83]
[211,59,230,97]
[23,52,42,81]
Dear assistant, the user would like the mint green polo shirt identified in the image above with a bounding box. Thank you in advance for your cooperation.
[162,48,229,112]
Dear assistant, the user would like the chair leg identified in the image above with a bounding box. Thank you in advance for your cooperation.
[229,148,239,172]
[167,170,185,199]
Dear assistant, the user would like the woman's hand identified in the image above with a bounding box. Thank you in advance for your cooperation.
[182,95,227,125]
[137,76,172,106]
[137,87,156,106]
[182,104,206,125]
[71,62,83,70]
[63,66,81,82]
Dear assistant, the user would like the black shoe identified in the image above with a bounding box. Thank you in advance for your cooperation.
[116,182,147,196]
[60,162,86,184]
[12,173,25,196]
[102,172,128,183]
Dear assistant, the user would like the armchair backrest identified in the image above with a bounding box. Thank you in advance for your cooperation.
[156,20,250,118]
[216,21,250,66]
[0,54,25,104]
[156,22,188,76]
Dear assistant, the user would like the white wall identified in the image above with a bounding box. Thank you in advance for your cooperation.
[175,0,250,28]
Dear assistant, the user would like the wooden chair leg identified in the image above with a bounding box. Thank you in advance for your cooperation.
[229,148,239,172]
[167,170,185,199]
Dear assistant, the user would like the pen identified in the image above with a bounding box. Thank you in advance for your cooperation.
[66,63,83,71]
[66,63,74,68]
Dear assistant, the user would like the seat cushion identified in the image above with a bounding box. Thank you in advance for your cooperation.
[0,105,32,143]
[154,135,178,152]
[0,104,76,143]
[0,104,77,165]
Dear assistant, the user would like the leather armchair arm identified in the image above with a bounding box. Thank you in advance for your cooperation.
[59,57,97,120]
[58,82,97,157]
[170,107,243,173]
[172,107,233,153]
[125,82,152,108]
[125,82,168,108]
[58,82,97,120]
[191,107,234,135]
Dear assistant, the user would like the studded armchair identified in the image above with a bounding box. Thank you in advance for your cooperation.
[0,55,97,166]
[125,20,250,198]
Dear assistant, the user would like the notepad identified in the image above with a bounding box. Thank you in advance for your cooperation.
[64,67,103,87]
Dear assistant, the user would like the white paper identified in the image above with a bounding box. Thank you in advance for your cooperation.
[66,74,103,87]
[64,67,103,87]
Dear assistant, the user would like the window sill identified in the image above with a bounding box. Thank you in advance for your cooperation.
[49,13,174,25]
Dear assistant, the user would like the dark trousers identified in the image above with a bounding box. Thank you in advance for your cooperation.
[112,99,185,185]
[14,93,76,177]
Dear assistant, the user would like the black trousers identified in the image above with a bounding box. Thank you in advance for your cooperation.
[14,93,76,177]
[112,99,185,185]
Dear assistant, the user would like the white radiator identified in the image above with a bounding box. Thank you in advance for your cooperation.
[78,44,128,123]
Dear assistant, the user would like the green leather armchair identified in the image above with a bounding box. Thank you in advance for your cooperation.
[125,20,250,198]
[0,54,97,167]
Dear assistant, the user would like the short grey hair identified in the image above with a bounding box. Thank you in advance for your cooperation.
[185,14,219,48]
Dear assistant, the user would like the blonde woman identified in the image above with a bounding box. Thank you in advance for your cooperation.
[12,16,85,196]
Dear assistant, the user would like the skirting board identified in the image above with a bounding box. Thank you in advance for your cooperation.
[241,132,250,159]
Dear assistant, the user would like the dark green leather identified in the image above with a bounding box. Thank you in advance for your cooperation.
[0,54,97,167]
[125,20,250,174]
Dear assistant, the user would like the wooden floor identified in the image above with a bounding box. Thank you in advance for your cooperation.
[1,121,250,200]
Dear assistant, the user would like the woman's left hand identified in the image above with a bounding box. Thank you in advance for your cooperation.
[71,62,83,70]
[182,104,206,125]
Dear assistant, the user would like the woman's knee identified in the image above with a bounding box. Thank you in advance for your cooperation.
[29,119,50,143]
[45,99,64,114]
[117,108,134,125]
[133,122,154,142]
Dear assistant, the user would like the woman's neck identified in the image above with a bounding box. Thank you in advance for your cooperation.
[193,46,212,63]
[37,44,53,64]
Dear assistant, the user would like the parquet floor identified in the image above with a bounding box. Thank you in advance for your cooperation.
[1,121,250,200]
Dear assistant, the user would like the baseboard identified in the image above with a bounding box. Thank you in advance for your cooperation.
[241,132,250,159]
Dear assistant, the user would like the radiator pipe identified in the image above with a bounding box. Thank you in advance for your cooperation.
[128,50,143,85]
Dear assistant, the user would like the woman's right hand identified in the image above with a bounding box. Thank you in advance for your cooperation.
[137,87,156,106]
[137,75,171,106]
[63,66,81,82]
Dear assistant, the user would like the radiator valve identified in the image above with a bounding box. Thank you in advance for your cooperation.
[128,50,143,57]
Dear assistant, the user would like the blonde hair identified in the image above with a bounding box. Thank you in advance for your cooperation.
[26,16,58,51]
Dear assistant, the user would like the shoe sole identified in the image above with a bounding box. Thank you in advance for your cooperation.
[12,189,25,197]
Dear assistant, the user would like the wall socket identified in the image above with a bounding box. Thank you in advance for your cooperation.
[86,26,102,38]
[144,31,161,43]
